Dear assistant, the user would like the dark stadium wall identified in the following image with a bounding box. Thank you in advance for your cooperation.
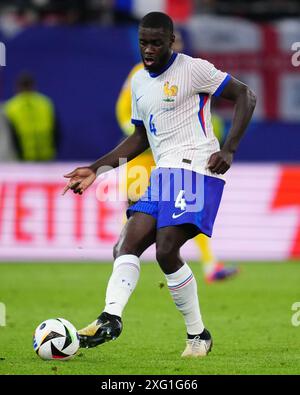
[1,25,137,161]
[225,121,300,162]
[1,26,299,162]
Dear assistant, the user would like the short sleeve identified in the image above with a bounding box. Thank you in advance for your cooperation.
[191,58,231,97]
[131,83,143,126]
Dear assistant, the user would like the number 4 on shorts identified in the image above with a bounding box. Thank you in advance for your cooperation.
[175,190,186,211]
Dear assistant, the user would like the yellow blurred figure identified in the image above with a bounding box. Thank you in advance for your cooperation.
[4,72,58,161]
[116,62,155,203]
[115,31,238,283]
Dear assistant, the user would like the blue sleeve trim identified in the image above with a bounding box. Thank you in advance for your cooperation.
[131,119,144,126]
[213,74,232,97]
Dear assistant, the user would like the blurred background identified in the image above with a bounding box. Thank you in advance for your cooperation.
[0,0,299,262]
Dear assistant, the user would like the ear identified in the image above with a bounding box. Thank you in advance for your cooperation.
[170,33,175,47]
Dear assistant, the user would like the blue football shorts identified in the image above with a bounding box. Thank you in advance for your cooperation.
[126,167,225,237]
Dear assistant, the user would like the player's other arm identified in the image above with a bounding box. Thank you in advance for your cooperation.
[63,124,149,195]
[207,77,256,174]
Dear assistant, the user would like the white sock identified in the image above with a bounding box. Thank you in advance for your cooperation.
[165,263,204,336]
[104,254,140,317]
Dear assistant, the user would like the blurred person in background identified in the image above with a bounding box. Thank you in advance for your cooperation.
[3,72,60,161]
[116,29,238,283]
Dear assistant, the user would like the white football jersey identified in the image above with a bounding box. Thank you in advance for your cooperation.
[131,52,231,179]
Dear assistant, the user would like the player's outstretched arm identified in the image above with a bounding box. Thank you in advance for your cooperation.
[207,77,256,175]
[63,124,149,195]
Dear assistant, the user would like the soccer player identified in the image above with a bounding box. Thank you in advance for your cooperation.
[63,12,256,357]
[116,29,238,283]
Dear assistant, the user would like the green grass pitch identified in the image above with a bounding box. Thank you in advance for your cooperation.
[0,261,300,375]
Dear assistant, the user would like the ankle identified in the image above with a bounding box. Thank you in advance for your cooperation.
[187,328,211,340]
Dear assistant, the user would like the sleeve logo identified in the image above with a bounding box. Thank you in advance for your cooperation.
[209,67,219,78]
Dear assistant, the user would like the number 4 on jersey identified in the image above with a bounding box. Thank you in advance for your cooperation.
[149,114,157,135]
[175,190,186,211]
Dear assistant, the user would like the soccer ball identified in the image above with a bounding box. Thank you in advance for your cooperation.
[33,318,80,360]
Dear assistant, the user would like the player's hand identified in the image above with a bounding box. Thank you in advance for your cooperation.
[62,167,96,195]
[207,150,233,174]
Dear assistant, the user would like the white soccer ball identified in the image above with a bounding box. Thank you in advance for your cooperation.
[33,318,80,360]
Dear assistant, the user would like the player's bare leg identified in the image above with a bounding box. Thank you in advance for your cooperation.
[156,224,212,357]
[79,212,156,348]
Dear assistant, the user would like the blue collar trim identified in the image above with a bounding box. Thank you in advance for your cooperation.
[149,52,178,78]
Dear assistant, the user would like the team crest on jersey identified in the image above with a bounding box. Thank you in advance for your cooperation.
[163,82,178,102]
